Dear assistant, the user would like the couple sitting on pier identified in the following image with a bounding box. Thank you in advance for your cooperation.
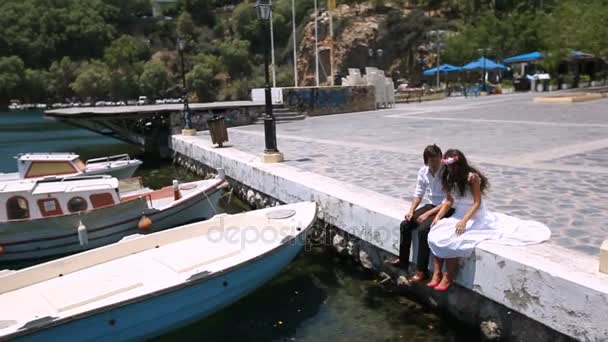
[388,145,551,291]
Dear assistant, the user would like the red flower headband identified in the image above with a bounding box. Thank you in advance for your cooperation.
[442,155,459,165]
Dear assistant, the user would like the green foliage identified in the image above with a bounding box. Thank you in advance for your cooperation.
[441,9,544,64]
[0,0,116,67]
[177,12,197,43]
[219,39,252,77]
[24,69,50,103]
[0,56,25,104]
[48,57,79,101]
[178,0,215,26]
[187,54,225,101]
[110,68,141,100]
[71,60,111,100]
[104,35,150,68]
[139,61,170,99]
[231,2,261,49]
[542,0,608,60]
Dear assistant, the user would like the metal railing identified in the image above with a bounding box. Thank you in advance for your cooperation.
[86,154,132,165]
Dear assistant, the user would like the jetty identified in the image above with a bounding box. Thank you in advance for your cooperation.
[172,92,608,341]
[45,101,264,158]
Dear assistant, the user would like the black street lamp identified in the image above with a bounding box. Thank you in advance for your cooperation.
[368,48,383,68]
[177,37,193,134]
[255,0,282,162]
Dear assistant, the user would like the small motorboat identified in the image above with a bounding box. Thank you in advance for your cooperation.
[0,202,316,341]
[0,174,228,261]
[0,153,143,182]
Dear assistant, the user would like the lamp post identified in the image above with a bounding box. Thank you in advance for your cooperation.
[255,0,283,163]
[429,30,445,89]
[177,37,195,136]
[368,48,383,69]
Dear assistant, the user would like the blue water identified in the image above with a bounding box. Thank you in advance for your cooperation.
[1,111,472,341]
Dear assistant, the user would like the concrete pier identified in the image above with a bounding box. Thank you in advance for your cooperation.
[172,93,608,340]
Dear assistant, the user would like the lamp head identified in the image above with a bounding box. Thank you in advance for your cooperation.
[255,0,272,21]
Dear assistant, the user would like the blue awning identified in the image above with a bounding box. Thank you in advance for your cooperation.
[423,64,462,76]
[462,57,507,71]
[503,51,544,63]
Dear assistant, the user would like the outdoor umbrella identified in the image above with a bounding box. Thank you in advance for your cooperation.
[423,64,462,75]
[503,51,544,64]
[462,57,507,71]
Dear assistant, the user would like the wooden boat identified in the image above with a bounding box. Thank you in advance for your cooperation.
[0,202,316,341]
[0,174,228,261]
[0,153,143,182]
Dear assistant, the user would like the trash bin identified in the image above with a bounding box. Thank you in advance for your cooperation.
[206,116,228,147]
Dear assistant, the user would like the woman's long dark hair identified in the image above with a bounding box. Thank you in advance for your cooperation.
[441,149,489,196]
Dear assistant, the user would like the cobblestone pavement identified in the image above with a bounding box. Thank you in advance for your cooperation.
[218,93,608,255]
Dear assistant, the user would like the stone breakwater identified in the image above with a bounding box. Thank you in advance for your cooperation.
[173,152,576,342]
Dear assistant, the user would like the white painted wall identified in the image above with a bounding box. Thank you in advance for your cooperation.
[173,134,608,341]
[250,88,283,105]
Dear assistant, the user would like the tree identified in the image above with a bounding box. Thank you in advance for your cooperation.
[23,69,50,103]
[71,60,111,100]
[0,56,25,105]
[109,68,141,100]
[104,35,150,69]
[48,57,80,101]
[218,39,252,77]
[187,54,225,101]
[543,0,608,60]
[139,61,169,99]
[178,0,214,26]
[177,11,196,43]
[0,0,116,68]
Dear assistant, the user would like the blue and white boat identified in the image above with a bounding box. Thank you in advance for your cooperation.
[0,202,317,341]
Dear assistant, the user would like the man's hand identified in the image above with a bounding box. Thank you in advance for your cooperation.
[417,212,431,223]
[405,210,414,221]
[455,220,467,235]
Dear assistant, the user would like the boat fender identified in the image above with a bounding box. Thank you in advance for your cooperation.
[78,222,88,247]
[138,215,152,231]
[173,180,181,200]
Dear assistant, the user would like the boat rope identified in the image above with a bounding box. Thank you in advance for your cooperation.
[202,189,218,216]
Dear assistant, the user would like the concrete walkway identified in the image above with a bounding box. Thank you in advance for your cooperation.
[213,93,608,256]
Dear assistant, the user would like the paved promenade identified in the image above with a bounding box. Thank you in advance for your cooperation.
[222,93,608,256]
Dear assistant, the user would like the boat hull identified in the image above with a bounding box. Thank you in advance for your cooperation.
[15,232,306,342]
[0,184,224,261]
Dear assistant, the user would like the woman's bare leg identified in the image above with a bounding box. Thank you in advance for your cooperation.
[436,258,458,290]
[427,256,443,287]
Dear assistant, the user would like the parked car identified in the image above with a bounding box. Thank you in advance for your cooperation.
[116,101,126,106]
[137,96,149,105]
[95,101,106,107]
[155,99,166,104]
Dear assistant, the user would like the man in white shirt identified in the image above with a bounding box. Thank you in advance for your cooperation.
[388,144,453,283]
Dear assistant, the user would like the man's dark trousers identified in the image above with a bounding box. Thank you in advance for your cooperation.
[399,204,453,272]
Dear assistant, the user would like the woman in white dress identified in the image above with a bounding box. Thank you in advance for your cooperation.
[427,149,551,291]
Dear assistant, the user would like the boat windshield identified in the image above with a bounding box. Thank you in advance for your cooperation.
[26,161,78,178]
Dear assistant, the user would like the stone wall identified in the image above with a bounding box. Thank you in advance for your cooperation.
[282,86,376,116]
[168,106,261,135]
[172,150,578,342]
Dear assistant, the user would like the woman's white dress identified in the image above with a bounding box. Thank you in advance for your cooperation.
[428,173,551,258]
